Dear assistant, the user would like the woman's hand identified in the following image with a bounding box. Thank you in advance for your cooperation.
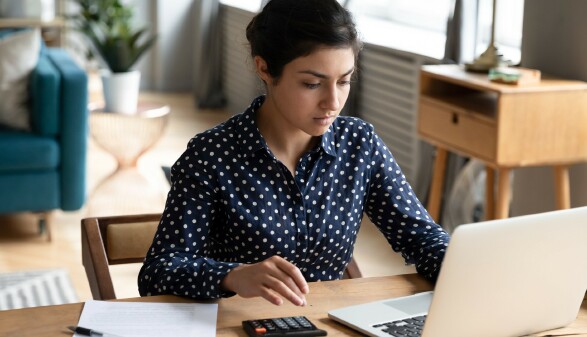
[221,255,309,306]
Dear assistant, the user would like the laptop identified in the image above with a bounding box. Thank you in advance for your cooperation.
[329,207,587,337]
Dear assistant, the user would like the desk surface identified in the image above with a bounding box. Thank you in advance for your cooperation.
[0,274,585,337]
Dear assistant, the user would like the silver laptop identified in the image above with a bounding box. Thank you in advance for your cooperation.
[329,207,587,337]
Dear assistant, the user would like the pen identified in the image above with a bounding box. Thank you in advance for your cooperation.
[67,326,125,337]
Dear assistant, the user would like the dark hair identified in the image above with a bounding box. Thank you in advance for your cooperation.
[246,0,362,80]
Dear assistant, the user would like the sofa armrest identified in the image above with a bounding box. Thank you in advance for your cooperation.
[30,51,60,136]
[46,48,89,211]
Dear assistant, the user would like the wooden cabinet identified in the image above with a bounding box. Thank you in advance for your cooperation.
[418,65,587,220]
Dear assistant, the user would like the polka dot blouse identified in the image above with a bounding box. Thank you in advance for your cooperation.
[138,96,450,300]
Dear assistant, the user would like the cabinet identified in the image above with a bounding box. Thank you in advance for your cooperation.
[418,65,587,220]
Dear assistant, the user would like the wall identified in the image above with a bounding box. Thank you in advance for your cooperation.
[134,0,194,91]
[511,0,587,216]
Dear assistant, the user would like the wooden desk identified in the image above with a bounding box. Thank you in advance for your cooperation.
[0,275,429,337]
[1,275,586,337]
[418,65,587,220]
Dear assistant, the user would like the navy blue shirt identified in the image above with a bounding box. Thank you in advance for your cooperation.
[138,96,449,299]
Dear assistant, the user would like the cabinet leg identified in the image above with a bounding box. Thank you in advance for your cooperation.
[427,147,448,222]
[495,167,512,219]
[485,167,495,221]
[553,165,571,210]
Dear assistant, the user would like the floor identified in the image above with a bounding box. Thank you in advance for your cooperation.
[0,91,414,303]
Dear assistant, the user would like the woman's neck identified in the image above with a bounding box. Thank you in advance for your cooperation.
[256,101,318,174]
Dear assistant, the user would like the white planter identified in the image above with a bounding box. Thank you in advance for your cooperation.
[101,70,141,114]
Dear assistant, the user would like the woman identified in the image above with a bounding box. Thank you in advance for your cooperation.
[138,0,449,307]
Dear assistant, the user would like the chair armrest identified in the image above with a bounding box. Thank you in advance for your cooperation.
[46,48,89,211]
[30,52,60,136]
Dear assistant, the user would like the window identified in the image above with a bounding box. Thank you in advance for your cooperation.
[476,0,524,64]
[345,0,451,59]
[347,0,452,33]
[221,0,524,64]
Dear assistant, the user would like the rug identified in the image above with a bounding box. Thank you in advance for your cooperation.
[0,268,78,310]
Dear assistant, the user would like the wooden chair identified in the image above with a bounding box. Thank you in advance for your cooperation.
[81,213,362,300]
[82,213,161,300]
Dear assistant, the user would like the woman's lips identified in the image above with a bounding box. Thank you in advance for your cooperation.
[314,116,335,126]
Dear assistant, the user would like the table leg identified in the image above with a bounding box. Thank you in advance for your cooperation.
[485,166,495,221]
[495,167,511,219]
[553,165,571,210]
[427,147,448,222]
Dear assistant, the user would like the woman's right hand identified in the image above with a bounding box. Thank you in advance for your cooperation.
[220,255,309,306]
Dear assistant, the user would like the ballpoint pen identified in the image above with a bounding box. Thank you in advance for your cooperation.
[67,326,125,337]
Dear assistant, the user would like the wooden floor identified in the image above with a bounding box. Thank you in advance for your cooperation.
[0,92,414,302]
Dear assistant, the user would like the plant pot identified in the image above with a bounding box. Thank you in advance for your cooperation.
[101,70,141,114]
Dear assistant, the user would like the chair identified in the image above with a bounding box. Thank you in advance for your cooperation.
[81,213,362,300]
[0,45,88,240]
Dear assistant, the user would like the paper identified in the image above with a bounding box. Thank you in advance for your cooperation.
[73,300,217,337]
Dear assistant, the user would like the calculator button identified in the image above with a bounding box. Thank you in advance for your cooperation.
[283,317,301,328]
[294,316,312,328]
[272,318,289,330]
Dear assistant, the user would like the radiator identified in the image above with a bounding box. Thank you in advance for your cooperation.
[358,44,438,191]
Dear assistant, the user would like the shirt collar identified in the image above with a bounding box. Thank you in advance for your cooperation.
[236,95,337,158]
[236,96,269,157]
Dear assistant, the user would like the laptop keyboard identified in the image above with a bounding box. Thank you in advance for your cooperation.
[372,315,427,337]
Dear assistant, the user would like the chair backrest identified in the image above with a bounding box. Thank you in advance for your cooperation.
[81,213,362,300]
[81,213,161,300]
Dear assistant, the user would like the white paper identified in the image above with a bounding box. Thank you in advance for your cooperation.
[73,300,217,337]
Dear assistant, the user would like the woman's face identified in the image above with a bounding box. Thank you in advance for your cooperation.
[257,47,355,137]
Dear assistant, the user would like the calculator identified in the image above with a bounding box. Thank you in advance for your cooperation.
[242,316,327,337]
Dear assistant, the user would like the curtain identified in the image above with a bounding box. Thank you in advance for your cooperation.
[192,0,226,108]
[444,0,478,64]
[436,0,480,226]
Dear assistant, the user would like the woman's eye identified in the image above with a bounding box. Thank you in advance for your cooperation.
[338,80,352,86]
[304,83,321,89]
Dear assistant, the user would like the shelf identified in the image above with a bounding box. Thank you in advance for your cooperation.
[420,94,497,123]
[0,17,65,28]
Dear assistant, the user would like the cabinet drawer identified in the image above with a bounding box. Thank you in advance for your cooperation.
[418,101,497,161]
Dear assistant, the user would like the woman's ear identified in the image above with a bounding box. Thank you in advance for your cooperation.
[254,56,271,84]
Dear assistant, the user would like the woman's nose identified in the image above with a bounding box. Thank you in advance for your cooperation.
[320,85,340,112]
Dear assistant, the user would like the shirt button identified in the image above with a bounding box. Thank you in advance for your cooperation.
[297,233,305,241]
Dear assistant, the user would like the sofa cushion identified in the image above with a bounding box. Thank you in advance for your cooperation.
[0,172,60,212]
[0,130,59,172]
[30,52,60,136]
[0,29,41,131]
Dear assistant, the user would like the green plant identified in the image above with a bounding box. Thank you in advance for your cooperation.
[67,0,157,73]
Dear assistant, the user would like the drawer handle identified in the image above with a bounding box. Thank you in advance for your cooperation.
[452,113,459,124]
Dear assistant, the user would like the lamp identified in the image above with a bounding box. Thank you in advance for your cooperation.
[465,0,508,72]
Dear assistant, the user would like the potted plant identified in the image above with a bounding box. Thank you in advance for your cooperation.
[67,0,157,114]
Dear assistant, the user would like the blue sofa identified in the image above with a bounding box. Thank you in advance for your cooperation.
[0,47,88,234]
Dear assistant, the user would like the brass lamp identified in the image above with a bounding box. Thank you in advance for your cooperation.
[465,0,509,72]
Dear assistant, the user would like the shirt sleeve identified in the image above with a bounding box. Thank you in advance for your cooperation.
[138,144,239,299]
[363,128,450,282]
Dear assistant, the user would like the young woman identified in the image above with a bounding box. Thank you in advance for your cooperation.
[138,0,449,307]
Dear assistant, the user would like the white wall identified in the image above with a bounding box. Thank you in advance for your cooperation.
[133,0,195,91]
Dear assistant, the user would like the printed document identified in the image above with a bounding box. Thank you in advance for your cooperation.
[74,300,217,337]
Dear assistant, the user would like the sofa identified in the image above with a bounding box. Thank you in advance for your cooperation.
[0,35,88,236]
